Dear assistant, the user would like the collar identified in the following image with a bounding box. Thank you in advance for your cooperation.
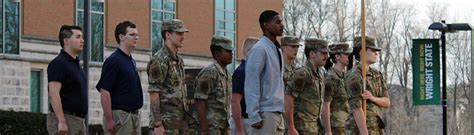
[163,45,180,61]
[59,49,80,62]
[213,60,228,76]
[115,48,133,60]
[330,66,344,79]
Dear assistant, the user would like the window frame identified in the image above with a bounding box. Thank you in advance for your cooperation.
[150,0,176,55]
[75,0,105,62]
[1,0,21,55]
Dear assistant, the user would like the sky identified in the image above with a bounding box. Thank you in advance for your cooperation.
[396,0,474,24]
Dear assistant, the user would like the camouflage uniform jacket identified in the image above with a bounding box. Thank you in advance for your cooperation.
[285,61,324,132]
[345,62,389,128]
[323,67,350,127]
[284,62,296,86]
[147,45,188,127]
[194,61,232,129]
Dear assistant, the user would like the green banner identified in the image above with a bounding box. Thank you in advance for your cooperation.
[412,39,441,105]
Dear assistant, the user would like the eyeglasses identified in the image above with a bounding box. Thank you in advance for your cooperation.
[126,33,140,38]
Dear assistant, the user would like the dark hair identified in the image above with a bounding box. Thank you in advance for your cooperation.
[58,25,82,48]
[114,21,136,44]
[210,45,225,59]
[347,47,362,70]
[161,30,173,41]
[259,10,279,31]
[324,54,337,70]
[304,47,318,59]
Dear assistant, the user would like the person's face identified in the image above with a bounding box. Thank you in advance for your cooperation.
[65,29,84,52]
[217,49,233,65]
[121,27,139,48]
[167,31,186,48]
[281,45,299,60]
[311,50,329,67]
[265,15,284,36]
[336,53,350,66]
[366,48,379,64]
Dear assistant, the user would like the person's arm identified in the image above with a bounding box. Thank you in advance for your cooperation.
[149,92,165,134]
[244,46,265,126]
[322,102,332,135]
[100,89,116,133]
[284,69,306,135]
[322,77,336,135]
[284,95,298,135]
[194,70,215,134]
[231,93,245,134]
[363,90,390,107]
[147,58,167,134]
[48,82,68,134]
[195,100,209,134]
[352,107,368,135]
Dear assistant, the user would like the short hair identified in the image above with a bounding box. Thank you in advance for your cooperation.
[210,45,225,59]
[259,10,279,31]
[304,47,317,59]
[114,21,136,44]
[58,25,82,48]
[161,30,173,41]
[242,37,259,57]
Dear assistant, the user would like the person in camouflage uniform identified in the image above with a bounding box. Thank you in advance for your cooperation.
[147,19,193,135]
[285,38,329,135]
[321,43,352,135]
[194,36,234,135]
[280,36,301,85]
[345,36,391,135]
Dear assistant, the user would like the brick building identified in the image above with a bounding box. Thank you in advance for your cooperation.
[0,0,282,125]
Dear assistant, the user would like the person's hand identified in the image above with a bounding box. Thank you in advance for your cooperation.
[58,121,68,135]
[287,127,299,135]
[105,118,117,133]
[251,121,263,129]
[362,90,375,101]
[153,126,166,135]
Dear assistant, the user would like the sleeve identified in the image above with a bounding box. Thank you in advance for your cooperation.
[47,60,66,83]
[147,58,168,92]
[231,66,245,94]
[323,76,337,102]
[285,68,307,98]
[96,58,118,92]
[194,70,215,100]
[380,72,389,98]
[345,71,363,109]
[244,46,265,125]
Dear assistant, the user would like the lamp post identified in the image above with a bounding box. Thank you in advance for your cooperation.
[428,20,471,135]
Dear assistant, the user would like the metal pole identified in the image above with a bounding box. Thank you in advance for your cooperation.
[83,0,91,133]
[441,20,447,135]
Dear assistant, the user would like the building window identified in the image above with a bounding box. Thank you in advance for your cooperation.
[30,70,42,112]
[1,0,20,55]
[76,0,105,62]
[215,0,236,72]
[151,0,176,54]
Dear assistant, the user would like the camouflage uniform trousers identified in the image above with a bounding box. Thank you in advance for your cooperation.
[155,109,196,135]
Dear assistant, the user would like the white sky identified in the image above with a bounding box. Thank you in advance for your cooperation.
[396,0,474,24]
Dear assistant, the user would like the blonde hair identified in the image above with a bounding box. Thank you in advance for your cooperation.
[242,37,259,57]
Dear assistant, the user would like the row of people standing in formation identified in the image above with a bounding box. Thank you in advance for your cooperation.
[45,9,390,135]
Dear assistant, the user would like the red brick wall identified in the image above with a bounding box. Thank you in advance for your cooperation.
[106,0,150,49]
[177,0,215,56]
[23,0,75,38]
[236,0,283,59]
